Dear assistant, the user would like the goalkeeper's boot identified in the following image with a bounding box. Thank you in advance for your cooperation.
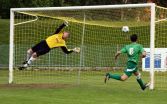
[18,63,29,70]
[18,61,28,70]
[104,73,110,84]
[22,61,28,64]
[18,66,26,70]
[141,82,150,90]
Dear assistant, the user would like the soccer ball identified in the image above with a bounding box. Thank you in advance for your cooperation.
[122,26,129,32]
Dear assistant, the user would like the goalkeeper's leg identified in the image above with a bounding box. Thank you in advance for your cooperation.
[23,49,33,64]
[19,40,50,70]
[24,52,37,67]
[19,52,37,70]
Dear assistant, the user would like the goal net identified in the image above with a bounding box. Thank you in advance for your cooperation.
[154,6,167,89]
[10,3,158,89]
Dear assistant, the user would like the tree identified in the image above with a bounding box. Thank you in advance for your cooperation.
[0,0,167,19]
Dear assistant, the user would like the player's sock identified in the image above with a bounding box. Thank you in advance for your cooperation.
[108,73,121,80]
[22,52,32,65]
[136,78,145,90]
[26,53,32,61]
[24,56,36,67]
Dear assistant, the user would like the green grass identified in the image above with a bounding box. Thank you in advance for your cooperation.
[0,69,167,104]
[0,19,9,44]
[0,85,167,104]
[0,19,9,67]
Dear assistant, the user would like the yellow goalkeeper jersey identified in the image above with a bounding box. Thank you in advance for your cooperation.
[45,32,66,49]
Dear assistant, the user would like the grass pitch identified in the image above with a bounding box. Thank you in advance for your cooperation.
[0,69,167,104]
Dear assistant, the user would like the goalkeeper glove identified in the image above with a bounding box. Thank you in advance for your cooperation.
[73,47,80,53]
[64,20,69,27]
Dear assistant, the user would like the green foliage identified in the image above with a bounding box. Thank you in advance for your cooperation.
[0,0,63,18]
[157,0,167,7]
[0,0,167,18]
[0,0,10,18]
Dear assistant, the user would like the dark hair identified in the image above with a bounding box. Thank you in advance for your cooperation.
[130,34,138,42]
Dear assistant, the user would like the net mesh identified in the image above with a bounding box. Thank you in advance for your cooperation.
[13,6,152,86]
[155,6,167,89]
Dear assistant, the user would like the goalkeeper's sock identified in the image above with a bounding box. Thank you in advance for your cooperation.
[136,78,145,90]
[108,73,121,80]
[24,56,36,67]
[26,52,32,61]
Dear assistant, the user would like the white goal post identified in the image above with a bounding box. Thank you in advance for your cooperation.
[9,3,156,89]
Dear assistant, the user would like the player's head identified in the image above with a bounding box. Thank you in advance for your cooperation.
[130,34,138,42]
[63,31,70,40]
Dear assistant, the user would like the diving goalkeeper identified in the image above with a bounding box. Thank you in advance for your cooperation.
[105,34,150,90]
[19,21,80,70]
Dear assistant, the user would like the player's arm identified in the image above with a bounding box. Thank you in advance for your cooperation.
[61,46,73,54]
[141,51,146,58]
[115,46,127,60]
[115,51,121,60]
[54,21,68,34]
[61,46,80,54]
[140,45,146,58]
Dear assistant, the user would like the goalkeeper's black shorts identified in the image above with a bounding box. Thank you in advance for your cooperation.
[31,40,50,57]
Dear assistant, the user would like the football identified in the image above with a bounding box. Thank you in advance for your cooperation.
[122,26,129,32]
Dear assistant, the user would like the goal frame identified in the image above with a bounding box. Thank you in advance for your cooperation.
[9,3,155,89]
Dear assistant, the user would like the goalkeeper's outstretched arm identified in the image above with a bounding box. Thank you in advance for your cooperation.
[54,21,68,34]
[61,46,73,54]
[61,46,80,54]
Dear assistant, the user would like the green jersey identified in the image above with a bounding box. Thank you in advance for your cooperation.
[120,43,144,64]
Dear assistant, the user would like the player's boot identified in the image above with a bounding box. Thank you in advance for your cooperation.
[22,61,28,64]
[18,66,26,70]
[104,73,110,83]
[18,61,27,70]
[141,82,150,90]
[18,63,29,70]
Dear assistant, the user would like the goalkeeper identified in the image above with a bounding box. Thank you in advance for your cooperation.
[19,21,80,70]
[105,34,149,90]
